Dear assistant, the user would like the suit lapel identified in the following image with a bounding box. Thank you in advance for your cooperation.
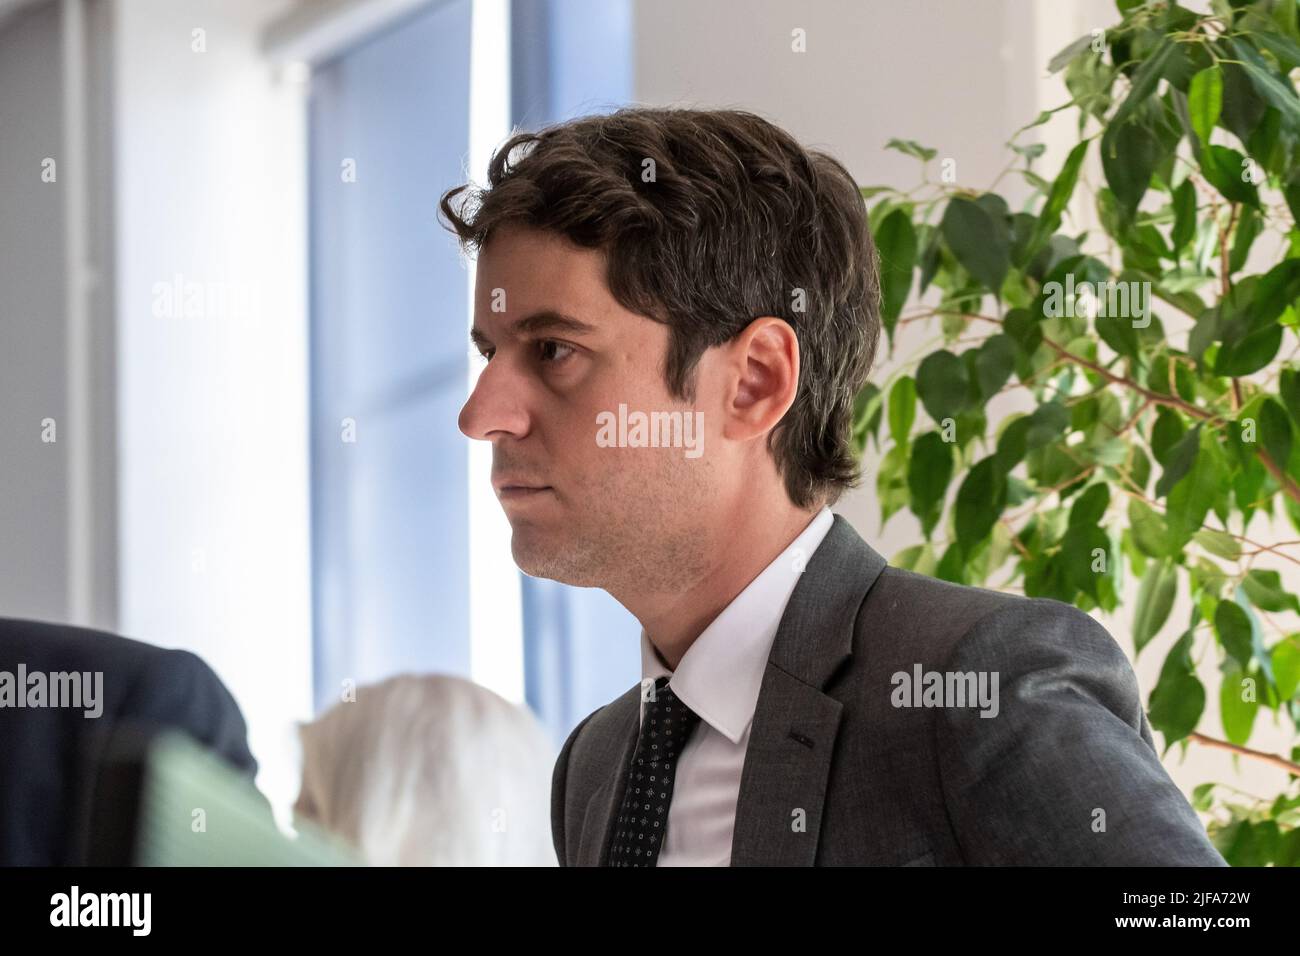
[576,699,639,866]
[575,514,888,866]
[730,514,887,865]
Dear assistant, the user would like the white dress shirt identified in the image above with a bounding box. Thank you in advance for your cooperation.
[637,506,835,866]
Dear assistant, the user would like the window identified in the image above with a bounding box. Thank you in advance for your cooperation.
[309,0,475,711]
[307,0,639,748]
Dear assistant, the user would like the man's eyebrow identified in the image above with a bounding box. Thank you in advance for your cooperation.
[470,310,600,348]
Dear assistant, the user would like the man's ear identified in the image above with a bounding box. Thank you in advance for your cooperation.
[723,317,799,441]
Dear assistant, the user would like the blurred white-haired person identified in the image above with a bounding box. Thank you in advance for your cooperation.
[293,673,557,866]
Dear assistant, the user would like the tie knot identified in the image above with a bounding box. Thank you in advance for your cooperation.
[644,678,702,750]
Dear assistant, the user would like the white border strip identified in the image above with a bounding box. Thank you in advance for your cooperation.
[466,0,523,703]
[61,0,91,624]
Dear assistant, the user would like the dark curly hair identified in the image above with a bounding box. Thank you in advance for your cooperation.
[438,107,881,509]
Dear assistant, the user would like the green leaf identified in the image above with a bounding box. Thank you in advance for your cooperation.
[908,431,954,536]
[1200,144,1260,207]
[1254,14,1300,69]
[935,541,968,584]
[1241,568,1300,614]
[1134,557,1178,655]
[1155,424,1200,497]
[1282,368,1300,428]
[892,543,936,575]
[1260,397,1294,476]
[1068,482,1110,529]
[1048,33,1096,74]
[1170,178,1197,254]
[1214,323,1283,376]
[1002,307,1042,357]
[1219,60,1267,148]
[1096,311,1141,361]
[1101,112,1163,224]
[1151,406,1187,464]
[1285,168,1300,226]
[973,334,1016,399]
[887,376,917,446]
[1255,259,1300,327]
[1129,499,1170,558]
[1214,599,1254,667]
[1227,205,1262,275]
[1227,38,1300,132]
[1031,140,1089,253]
[876,442,910,526]
[941,197,1010,294]
[1191,781,1217,812]
[1219,665,1259,745]
[851,383,883,455]
[1271,0,1300,43]
[1024,402,1071,450]
[1112,37,1177,128]
[1065,49,1115,123]
[1273,636,1300,701]
[1187,66,1223,146]
[885,138,937,162]
[1147,628,1205,747]
[955,457,1007,556]
[915,350,970,423]
[917,227,942,293]
[876,209,917,338]
[1232,590,1276,687]
[1165,429,1229,552]
[1191,557,1228,600]
[1061,523,1111,601]
[1193,528,1241,561]
[993,415,1030,471]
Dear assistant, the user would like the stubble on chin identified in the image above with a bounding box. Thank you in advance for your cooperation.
[510,514,711,593]
[508,459,716,594]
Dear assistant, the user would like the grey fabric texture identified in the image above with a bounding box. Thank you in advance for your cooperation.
[551,514,1229,866]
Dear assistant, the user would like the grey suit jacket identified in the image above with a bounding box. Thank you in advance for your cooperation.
[551,514,1228,866]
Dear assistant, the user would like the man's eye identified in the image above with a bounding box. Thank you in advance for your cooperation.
[537,340,575,364]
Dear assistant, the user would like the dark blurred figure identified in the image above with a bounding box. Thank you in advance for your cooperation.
[0,616,257,865]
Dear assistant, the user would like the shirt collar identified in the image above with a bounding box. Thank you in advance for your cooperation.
[638,506,835,744]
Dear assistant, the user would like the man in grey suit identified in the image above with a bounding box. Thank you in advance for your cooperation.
[442,107,1227,866]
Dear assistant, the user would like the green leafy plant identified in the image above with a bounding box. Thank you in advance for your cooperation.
[853,0,1300,865]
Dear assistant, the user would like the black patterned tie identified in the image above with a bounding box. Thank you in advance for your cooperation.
[606,676,703,866]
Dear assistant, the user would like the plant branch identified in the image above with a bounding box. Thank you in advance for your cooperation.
[1188,732,1300,776]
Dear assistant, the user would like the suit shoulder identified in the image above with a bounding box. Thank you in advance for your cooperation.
[121,647,258,775]
[858,567,1029,659]
[942,593,1135,690]
[858,569,1129,671]
[870,566,1026,622]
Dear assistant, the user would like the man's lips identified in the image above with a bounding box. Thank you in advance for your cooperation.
[493,480,553,501]
[498,487,552,502]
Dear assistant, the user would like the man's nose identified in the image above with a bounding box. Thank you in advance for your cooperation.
[458,360,529,442]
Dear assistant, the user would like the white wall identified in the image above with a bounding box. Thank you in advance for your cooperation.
[113,0,312,811]
[0,0,117,630]
[0,1,72,622]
